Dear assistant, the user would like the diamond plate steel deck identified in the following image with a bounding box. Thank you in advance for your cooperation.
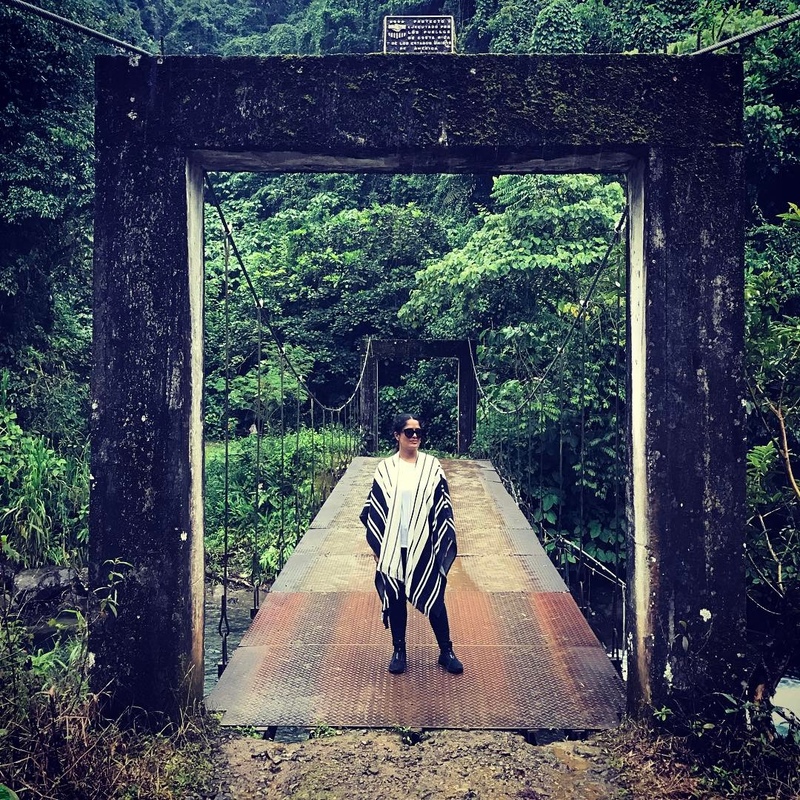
[206,458,625,729]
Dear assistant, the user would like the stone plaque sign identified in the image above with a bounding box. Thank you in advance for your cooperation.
[383,16,455,53]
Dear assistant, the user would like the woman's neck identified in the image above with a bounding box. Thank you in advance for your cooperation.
[398,451,418,464]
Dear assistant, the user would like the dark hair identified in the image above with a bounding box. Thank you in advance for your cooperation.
[392,413,421,435]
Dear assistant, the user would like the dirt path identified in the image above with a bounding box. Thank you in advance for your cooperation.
[209,728,636,799]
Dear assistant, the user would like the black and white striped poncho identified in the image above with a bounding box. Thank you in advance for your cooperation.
[360,452,457,627]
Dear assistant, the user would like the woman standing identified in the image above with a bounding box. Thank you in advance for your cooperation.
[360,413,463,675]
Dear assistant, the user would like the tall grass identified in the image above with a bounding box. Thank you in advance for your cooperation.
[0,372,88,569]
[0,590,216,798]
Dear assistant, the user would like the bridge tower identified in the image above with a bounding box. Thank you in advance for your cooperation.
[91,54,746,719]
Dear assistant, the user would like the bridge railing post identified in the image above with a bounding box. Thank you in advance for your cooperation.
[360,344,378,454]
[457,341,477,455]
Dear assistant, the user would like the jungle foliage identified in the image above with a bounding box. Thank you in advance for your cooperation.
[0,585,215,797]
[0,0,799,790]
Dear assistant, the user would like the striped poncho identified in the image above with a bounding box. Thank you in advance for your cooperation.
[360,452,457,627]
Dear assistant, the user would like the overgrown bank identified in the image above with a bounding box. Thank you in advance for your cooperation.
[208,722,800,800]
[3,569,800,799]
[3,695,799,800]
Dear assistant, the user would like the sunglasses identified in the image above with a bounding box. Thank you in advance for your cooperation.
[401,428,424,439]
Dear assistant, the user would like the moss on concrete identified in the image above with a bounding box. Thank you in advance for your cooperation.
[96,54,743,166]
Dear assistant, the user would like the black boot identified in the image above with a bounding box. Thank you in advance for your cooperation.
[388,641,406,674]
[437,642,463,674]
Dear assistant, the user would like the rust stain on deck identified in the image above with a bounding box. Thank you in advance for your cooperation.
[205,458,624,729]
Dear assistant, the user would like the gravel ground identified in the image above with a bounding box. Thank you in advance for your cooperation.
[208,727,635,799]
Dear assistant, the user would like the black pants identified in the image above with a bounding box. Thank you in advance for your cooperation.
[387,548,451,649]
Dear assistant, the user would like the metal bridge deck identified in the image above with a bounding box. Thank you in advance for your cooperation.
[205,458,625,730]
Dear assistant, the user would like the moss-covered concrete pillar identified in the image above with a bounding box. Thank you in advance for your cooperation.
[90,86,205,716]
[626,146,747,715]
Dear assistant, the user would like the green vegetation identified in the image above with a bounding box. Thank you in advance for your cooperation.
[1,0,799,795]
[404,173,628,567]
[205,425,361,582]
[0,371,88,569]
[743,207,800,705]
[0,583,215,797]
[308,723,342,739]
[605,716,800,798]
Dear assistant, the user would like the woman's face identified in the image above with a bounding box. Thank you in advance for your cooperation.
[395,417,423,458]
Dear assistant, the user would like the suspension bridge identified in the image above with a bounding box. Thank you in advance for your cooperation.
[206,457,625,730]
[200,178,627,730]
[88,53,747,721]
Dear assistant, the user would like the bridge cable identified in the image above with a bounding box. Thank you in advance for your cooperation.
[309,398,316,511]
[558,353,569,587]
[251,302,264,620]
[473,211,628,599]
[279,350,287,571]
[611,235,626,664]
[688,9,800,55]
[5,0,796,61]
[536,397,546,551]
[545,275,626,594]
[217,237,232,677]
[546,272,627,618]
[207,182,369,664]
[578,312,588,611]
[526,390,534,528]
[296,388,302,549]
[204,174,374,414]
[0,0,154,57]
[468,205,629,645]
[468,206,628,416]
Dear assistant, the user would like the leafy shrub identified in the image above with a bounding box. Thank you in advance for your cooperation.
[204,424,361,582]
[0,592,215,798]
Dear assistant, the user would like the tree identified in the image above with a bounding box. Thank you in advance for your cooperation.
[203,190,450,410]
[401,174,625,338]
[401,174,627,562]
[0,1,95,446]
[530,0,586,52]
[164,0,272,53]
[485,0,542,51]
[670,4,800,217]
